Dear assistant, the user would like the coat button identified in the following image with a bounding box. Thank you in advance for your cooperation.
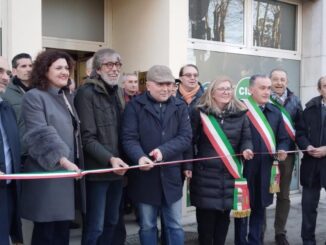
[162,131,165,136]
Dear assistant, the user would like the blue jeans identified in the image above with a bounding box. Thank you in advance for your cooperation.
[137,198,184,245]
[82,179,123,245]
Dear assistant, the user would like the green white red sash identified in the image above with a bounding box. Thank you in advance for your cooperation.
[242,97,280,193]
[269,98,295,141]
[200,111,251,218]
[242,97,276,155]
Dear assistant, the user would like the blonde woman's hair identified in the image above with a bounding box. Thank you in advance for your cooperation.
[197,76,247,114]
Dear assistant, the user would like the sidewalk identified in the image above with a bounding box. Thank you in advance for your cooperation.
[22,191,326,244]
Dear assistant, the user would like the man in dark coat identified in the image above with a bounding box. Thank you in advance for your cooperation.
[269,68,303,245]
[235,74,290,245]
[75,48,128,245]
[296,76,326,245]
[0,57,22,245]
[122,65,192,245]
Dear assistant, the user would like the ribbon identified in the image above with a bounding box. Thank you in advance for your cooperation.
[0,150,304,180]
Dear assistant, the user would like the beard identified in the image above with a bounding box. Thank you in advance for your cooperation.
[101,73,120,86]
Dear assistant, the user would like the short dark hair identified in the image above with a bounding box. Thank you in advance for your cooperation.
[179,64,199,77]
[30,50,74,90]
[249,74,269,87]
[12,53,32,68]
[318,76,326,90]
[269,68,288,79]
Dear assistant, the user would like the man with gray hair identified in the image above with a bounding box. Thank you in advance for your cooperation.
[75,48,129,245]
[122,65,192,245]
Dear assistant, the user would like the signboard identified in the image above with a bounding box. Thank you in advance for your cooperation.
[235,76,251,100]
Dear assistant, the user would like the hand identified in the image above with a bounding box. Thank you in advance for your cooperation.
[310,146,326,158]
[183,170,192,179]
[0,171,4,175]
[306,145,316,156]
[242,149,254,160]
[276,150,287,161]
[138,156,155,171]
[59,157,81,178]
[149,148,163,162]
[110,157,129,175]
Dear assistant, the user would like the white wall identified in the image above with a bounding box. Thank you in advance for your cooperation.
[7,0,42,62]
[111,0,188,76]
[301,0,326,105]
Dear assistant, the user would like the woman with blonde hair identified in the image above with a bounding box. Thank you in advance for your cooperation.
[190,76,254,245]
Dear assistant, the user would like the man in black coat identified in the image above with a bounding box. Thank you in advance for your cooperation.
[122,65,192,245]
[296,76,326,245]
[235,74,290,245]
[0,56,22,245]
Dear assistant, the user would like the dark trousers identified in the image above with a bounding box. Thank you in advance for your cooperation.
[235,206,265,245]
[274,154,294,235]
[196,208,230,245]
[31,221,70,245]
[301,186,321,245]
[111,187,127,245]
[0,183,14,245]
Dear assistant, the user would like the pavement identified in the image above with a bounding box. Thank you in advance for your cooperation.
[21,191,326,245]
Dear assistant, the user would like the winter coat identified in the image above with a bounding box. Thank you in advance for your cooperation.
[20,87,85,222]
[74,78,125,181]
[122,92,192,205]
[176,83,204,111]
[244,102,290,208]
[296,96,326,188]
[1,80,27,156]
[190,108,253,211]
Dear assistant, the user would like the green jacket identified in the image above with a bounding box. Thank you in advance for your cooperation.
[74,77,125,181]
[1,80,27,156]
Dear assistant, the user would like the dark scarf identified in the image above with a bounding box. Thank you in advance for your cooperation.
[12,76,31,92]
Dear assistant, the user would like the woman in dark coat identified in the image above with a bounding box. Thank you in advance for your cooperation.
[20,50,84,245]
[190,77,253,245]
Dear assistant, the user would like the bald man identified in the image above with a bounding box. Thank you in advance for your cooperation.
[0,56,23,245]
[0,57,10,93]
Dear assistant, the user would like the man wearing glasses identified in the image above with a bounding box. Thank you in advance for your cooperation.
[75,48,129,245]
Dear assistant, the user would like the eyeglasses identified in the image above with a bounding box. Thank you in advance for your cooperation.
[101,62,122,69]
[215,87,233,93]
[182,73,199,78]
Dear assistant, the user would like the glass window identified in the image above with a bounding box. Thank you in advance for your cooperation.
[188,48,300,190]
[42,0,105,42]
[189,0,244,44]
[253,0,297,50]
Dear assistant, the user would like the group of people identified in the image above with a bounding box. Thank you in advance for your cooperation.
[0,47,325,245]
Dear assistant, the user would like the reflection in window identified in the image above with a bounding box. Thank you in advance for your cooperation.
[189,0,244,44]
[253,0,297,50]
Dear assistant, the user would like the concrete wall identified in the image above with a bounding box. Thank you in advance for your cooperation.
[7,0,42,61]
[301,0,326,105]
[111,0,188,76]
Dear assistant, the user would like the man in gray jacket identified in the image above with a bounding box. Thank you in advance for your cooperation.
[2,53,33,158]
[75,48,128,245]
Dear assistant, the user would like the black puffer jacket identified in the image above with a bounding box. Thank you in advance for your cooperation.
[190,107,253,211]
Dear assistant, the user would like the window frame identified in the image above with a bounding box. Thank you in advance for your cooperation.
[188,0,302,60]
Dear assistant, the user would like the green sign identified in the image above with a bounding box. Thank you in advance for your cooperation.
[235,77,251,100]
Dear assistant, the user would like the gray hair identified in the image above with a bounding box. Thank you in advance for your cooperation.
[92,48,121,71]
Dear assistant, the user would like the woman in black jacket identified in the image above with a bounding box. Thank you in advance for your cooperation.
[190,76,253,245]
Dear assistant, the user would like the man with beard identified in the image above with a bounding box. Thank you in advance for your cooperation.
[75,48,129,245]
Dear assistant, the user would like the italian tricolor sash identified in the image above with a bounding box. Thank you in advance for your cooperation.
[200,111,251,218]
[242,97,280,193]
[269,98,295,141]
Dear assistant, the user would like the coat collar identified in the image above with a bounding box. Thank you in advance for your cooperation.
[135,92,182,124]
[305,96,322,109]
